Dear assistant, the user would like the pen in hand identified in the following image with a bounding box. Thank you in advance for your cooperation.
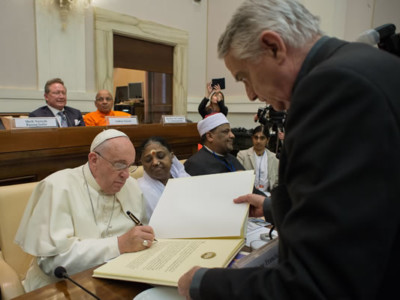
[126,210,157,241]
[126,210,143,226]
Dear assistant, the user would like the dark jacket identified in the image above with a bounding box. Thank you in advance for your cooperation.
[184,147,244,176]
[29,106,85,127]
[195,37,400,299]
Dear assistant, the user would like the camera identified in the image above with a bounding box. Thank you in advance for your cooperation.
[376,24,400,57]
[256,105,287,157]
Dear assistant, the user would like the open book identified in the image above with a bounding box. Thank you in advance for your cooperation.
[93,170,255,286]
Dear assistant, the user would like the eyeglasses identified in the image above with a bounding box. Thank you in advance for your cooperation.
[95,151,138,173]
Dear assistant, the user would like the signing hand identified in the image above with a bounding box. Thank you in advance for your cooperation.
[178,266,202,299]
[234,194,265,218]
[118,225,155,253]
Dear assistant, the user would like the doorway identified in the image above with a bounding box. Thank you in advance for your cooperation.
[113,34,173,123]
[94,7,188,118]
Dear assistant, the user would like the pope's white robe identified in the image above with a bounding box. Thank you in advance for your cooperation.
[15,163,146,292]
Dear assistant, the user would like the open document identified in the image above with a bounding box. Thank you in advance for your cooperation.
[93,170,255,286]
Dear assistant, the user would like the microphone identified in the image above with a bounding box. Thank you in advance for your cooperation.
[54,266,101,300]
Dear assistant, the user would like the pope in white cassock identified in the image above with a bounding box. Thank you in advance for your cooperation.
[15,129,155,292]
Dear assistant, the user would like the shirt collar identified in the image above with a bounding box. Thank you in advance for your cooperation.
[83,163,103,193]
[203,145,225,157]
[47,104,64,116]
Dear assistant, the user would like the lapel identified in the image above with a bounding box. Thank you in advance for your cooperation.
[248,148,256,169]
[43,106,55,117]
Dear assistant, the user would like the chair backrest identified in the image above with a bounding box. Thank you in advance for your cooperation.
[131,165,144,179]
[0,182,36,280]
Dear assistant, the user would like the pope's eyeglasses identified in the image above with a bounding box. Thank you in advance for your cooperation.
[95,151,138,173]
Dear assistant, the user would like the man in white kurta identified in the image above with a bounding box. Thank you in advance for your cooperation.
[15,129,155,292]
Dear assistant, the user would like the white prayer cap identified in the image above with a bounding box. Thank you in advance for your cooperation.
[90,129,128,152]
[197,113,230,136]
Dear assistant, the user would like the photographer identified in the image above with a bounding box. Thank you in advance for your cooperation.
[198,81,228,118]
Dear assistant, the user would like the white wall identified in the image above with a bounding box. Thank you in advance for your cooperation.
[0,0,208,114]
[93,0,208,97]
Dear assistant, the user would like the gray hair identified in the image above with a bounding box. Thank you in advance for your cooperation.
[218,0,323,60]
[44,78,65,94]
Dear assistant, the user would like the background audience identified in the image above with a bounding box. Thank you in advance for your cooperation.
[29,78,85,127]
[198,82,228,118]
[237,125,279,196]
[83,89,131,126]
[184,113,244,176]
[137,136,190,220]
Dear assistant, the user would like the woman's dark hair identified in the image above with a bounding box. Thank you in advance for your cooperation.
[205,91,225,115]
[139,136,172,158]
[252,125,269,138]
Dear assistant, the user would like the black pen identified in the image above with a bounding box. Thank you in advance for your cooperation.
[126,210,143,226]
[126,210,157,241]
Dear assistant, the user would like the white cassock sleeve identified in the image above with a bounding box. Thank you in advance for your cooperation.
[15,165,145,278]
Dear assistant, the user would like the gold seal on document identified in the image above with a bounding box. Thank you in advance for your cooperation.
[201,252,216,259]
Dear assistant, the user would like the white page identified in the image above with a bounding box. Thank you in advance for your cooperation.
[149,170,255,239]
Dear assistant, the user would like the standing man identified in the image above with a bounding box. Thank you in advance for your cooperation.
[29,78,85,127]
[184,113,245,176]
[237,125,279,196]
[178,0,400,299]
[84,89,131,126]
[15,129,154,292]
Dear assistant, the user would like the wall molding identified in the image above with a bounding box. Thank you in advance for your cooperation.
[94,7,189,115]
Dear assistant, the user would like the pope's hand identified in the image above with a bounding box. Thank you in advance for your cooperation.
[118,225,155,253]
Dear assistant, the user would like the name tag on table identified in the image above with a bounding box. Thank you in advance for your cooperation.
[106,116,138,125]
[13,117,58,128]
[161,115,187,124]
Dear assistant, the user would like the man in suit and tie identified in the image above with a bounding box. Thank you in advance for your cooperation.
[29,78,85,127]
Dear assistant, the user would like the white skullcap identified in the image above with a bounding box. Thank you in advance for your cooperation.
[90,129,128,152]
[197,113,230,136]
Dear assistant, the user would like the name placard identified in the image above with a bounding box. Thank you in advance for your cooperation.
[161,115,187,124]
[13,117,58,129]
[106,116,138,126]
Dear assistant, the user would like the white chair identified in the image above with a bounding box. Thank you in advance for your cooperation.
[0,182,36,300]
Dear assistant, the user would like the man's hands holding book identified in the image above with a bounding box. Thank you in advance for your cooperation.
[234,194,265,218]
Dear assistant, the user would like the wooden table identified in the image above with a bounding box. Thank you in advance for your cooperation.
[13,266,152,299]
[0,123,199,186]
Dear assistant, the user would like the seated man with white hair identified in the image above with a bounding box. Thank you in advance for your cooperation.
[15,129,155,292]
[184,113,245,176]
